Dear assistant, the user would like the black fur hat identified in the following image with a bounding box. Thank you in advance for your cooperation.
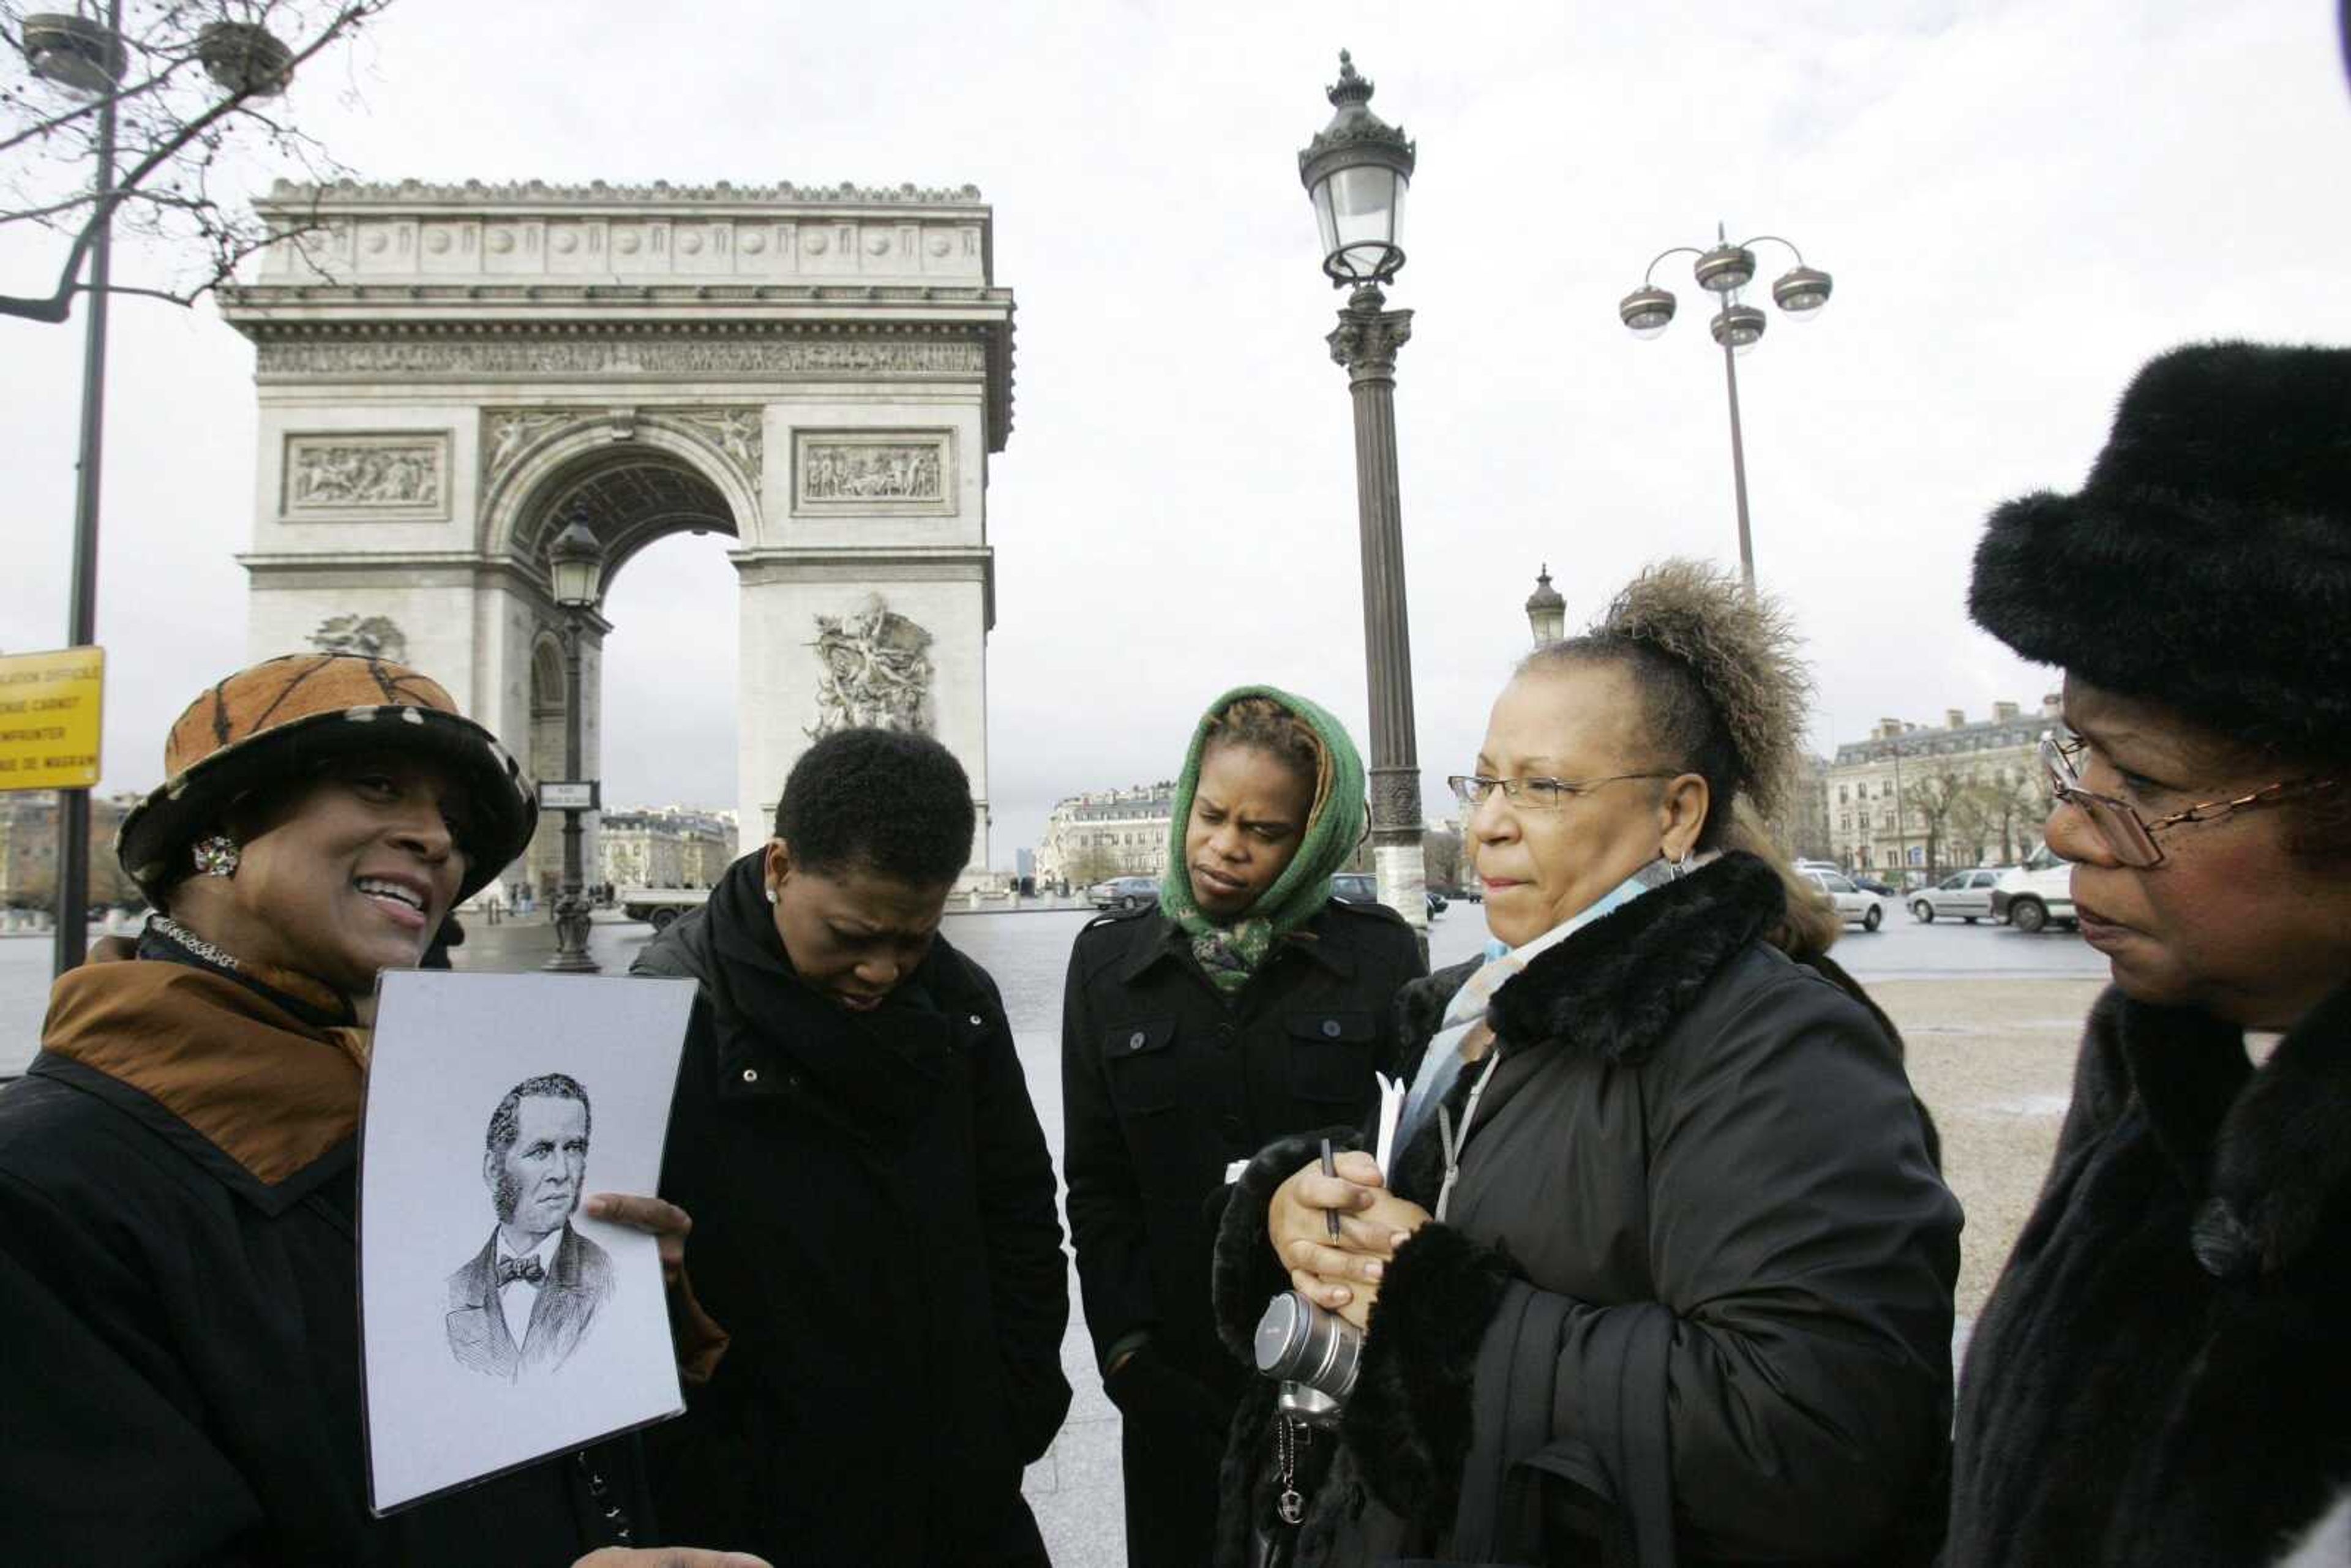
[1968,341,2351,760]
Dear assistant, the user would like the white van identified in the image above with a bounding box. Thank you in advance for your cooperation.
[1992,843,2076,933]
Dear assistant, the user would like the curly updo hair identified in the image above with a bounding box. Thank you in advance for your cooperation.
[773,727,975,887]
[1520,558,1810,852]
[1201,696,1327,799]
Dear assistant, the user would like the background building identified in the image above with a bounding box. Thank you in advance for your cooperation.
[0,793,143,913]
[1824,697,2057,875]
[597,806,739,890]
[1034,784,1175,888]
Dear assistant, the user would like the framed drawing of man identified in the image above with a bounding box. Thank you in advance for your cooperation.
[358,971,694,1514]
[446,1073,616,1380]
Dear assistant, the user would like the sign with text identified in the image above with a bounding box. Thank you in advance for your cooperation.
[0,647,103,792]
[537,781,598,812]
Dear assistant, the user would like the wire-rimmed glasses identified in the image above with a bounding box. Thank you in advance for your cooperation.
[2039,733,2333,869]
[1446,772,1673,812]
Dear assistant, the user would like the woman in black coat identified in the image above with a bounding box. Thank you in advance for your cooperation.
[1062,686,1423,1568]
[0,654,732,1568]
[1944,343,2351,1565]
[636,728,1071,1567]
[1216,565,1961,1567]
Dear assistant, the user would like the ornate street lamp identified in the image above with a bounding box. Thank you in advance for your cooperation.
[1525,565,1566,646]
[1618,223,1835,590]
[25,4,124,976]
[542,511,604,975]
[1301,50,1426,937]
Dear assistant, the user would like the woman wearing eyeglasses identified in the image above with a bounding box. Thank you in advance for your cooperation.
[1210,562,1960,1567]
[1943,343,2351,1567]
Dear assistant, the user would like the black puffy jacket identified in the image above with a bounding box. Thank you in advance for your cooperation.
[634,853,1071,1567]
[1213,853,1961,1568]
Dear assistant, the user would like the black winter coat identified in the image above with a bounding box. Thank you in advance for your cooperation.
[1212,853,1962,1568]
[634,855,1071,1567]
[0,951,648,1565]
[1946,979,2351,1566]
[1062,898,1422,1566]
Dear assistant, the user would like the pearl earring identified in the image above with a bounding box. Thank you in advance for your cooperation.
[192,835,241,879]
[764,885,779,904]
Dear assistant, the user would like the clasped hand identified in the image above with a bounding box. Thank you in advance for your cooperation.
[1266,1149,1432,1333]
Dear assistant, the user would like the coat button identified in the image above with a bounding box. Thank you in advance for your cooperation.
[741,1067,759,1084]
[969,1013,984,1027]
[1321,1019,1342,1038]
[1128,1030,1147,1051]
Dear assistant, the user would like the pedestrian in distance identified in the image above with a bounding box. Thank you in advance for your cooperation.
[1944,342,2351,1567]
[0,652,762,1568]
[1062,686,1425,1568]
[1215,563,1960,1567]
[634,726,1072,1568]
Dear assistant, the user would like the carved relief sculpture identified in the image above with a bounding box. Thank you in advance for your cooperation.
[671,410,763,497]
[310,614,410,664]
[793,430,954,516]
[285,437,446,514]
[484,410,569,485]
[258,337,987,380]
[806,595,934,739]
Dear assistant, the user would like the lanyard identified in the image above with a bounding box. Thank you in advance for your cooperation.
[1433,1049,1503,1225]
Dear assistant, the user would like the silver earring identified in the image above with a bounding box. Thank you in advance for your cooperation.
[1675,847,1698,879]
[764,885,779,905]
[192,835,241,879]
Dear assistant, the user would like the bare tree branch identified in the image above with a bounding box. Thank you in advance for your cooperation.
[0,0,392,324]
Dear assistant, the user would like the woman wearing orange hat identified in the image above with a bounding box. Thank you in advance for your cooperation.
[0,653,760,1568]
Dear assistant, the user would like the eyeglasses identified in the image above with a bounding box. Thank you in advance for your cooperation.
[1447,772,1673,812]
[2039,732,2334,869]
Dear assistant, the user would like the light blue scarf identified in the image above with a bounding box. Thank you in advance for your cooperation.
[1393,855,1702,1157]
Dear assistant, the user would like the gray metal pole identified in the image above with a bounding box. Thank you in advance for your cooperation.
[53,4,121,978]
[1328,282,1427,937]
[1720,334,1757,593]
[544,613,599,973]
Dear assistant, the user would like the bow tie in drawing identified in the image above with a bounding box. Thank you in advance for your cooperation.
[498,1255,547,1288]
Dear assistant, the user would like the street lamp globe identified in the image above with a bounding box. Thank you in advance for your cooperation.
[1711,303,1768,356]
[1299,50,1415,287]
[1618,285,1677,339]
[197,21,295,97]
[1693,241,1757,294]
[547,515,603,609]
[1525,564,1567,645]
[1772,264,1834,318]
[20,11,126,97]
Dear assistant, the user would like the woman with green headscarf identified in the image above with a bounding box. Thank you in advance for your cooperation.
[1062,686,1425,1568]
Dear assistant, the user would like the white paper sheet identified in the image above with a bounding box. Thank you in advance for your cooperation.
[1371,1071,1406,1178]
[358,970,696,1515]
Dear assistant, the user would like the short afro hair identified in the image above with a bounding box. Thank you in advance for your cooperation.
[774,727,974,887]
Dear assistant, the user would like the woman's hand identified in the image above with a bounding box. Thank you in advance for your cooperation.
[584,1193,691,1286]
[1267,1151,1432,1332]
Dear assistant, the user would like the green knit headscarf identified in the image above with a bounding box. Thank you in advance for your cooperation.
[1158,684,1368,992]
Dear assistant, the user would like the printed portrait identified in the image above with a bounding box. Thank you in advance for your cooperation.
[443,1072,615,1381]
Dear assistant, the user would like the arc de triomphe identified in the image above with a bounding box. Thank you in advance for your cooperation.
[216,179,1014,890]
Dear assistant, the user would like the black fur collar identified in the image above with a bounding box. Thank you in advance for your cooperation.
[1398,852,1787,1069]
[2115,979,2351,1277]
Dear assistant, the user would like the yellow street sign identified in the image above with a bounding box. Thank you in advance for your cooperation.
[0,647,104,792]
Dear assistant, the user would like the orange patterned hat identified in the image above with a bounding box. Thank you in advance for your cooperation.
[116,653,536,904]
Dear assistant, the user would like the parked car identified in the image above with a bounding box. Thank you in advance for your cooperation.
[1330,872,1446,920]
[1089,875,1161,912]
[620,886,708,932]
[1798,868,1889,932]
[1910,868,2004,925]
[1850,873,1899,898]
[1991,845,2077,933]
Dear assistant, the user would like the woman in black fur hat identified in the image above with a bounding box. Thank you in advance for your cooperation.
[1945,342,2351,1567]
[1210,560,1961,1567]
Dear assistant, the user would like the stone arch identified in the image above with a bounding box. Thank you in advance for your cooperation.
[481,418,758,568]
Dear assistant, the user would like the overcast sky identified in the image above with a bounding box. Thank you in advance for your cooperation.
[4,0,2347,864]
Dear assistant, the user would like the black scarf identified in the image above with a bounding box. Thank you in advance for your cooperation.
[697,853,954,1144]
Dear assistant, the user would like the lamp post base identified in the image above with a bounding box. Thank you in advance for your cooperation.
[543,890,600,974]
